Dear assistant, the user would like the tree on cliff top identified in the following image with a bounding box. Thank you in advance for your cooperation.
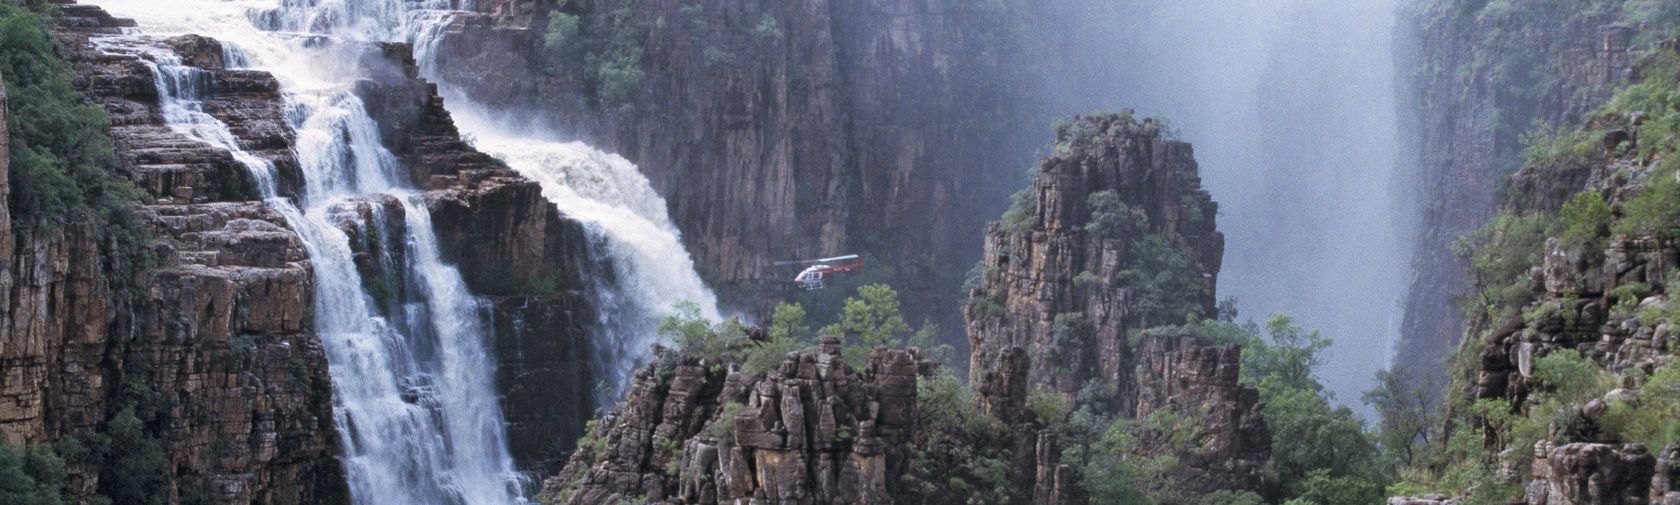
[1,2,143,227]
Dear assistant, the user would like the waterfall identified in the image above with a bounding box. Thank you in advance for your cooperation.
[253,0,725,398]
[461,130,723,396]
[88,1,530,503]
[395,6,725,398]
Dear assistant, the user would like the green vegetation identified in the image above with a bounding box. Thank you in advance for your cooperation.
[999,187,1037,236]
[1454,213,1549,318]
[1,0,149,301]
[903,370,1016,505]
[543,11,582,51]
[1557,189,1611,251]
[1121,233,1208,327]
[660,283,946,372]
[0,441,67,505]
[1085,190,1148,238]
[2,2,145,228]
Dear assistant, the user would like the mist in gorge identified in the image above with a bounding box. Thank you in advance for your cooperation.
[21,0,1680,502]
[1028,0,1412,411]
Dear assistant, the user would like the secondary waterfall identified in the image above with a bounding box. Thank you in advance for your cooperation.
[88,1,531,503]
[249,0,725,396]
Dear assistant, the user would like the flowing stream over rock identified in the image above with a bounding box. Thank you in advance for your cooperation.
[80,2,583,504]
[88,0,724,501]
[258,0,724,398]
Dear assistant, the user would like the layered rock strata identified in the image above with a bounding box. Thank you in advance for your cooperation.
[2,2,608,501]
[1396,0,1654,386]
[541,339,927,505]
[964,113,1264,501]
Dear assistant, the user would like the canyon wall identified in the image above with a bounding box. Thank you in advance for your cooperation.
[1,2,611,500]
[1395,0,1654,387]
[424,0,1036,344]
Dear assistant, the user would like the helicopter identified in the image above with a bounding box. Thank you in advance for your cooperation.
[774,254,863,290]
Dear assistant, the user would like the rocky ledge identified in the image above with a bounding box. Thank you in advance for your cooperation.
[541,338,928,505]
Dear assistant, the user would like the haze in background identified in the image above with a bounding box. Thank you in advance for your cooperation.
[1032,0,1411,413]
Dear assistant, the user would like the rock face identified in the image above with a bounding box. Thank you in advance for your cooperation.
[1390,36,1680,505]
[1,2,608,500]
[424,0,1035,338]
[1395,0,1650,387]
[1131,335,1269,494]
[0,5,348,503]
[964,114,1263,501]
[965,114,1223,411]
[541,339,928,505]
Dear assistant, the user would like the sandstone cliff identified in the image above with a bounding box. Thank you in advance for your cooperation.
[964,113,1223,412]
[540,339,928,505]
[1395,0,1659,389]
[421,0,1036,343]
[2,2,612,501]
[1388,34,1680,505]
[963,113,1264,502]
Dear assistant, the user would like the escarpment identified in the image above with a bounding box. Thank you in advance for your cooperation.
[1388,33,1680,505]
[1,5,344,503]
[1396,0,1662,387]
[417,0,1036,338]
[1,2,608,501]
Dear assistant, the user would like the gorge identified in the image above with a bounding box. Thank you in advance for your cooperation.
[4,0,1680,504]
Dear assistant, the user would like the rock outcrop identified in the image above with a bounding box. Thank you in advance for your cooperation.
[541,339,928,505]
[965,113,1223,411]
[961,113,1262,502]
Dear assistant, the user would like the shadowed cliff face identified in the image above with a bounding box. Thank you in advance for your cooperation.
[1393,0,1650,397]
[417,0,1037,357]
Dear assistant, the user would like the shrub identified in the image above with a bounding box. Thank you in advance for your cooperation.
[1,3,145,226]
[1559,190,1612,251]
[1530,349,1609,404]
[1615,172,1680,239]
[1600,364,1680,449]
[659,302,738,361]
[1120,233,1207,326]
[0,441,67,505]
[1085,190,1148,238]
[999,187,1038,235]
[1027,389,1069,432]
[543,12,581,50]
[1455,212,1550,317]
[1050,312,1093,357]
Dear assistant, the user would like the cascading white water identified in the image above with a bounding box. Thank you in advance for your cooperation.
[388,4,724,398]
[88,1,529,503]
[462,129,723,391]
[244,0,725,399]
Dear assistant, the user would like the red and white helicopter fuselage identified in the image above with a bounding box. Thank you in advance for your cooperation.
[780,254,863,290]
